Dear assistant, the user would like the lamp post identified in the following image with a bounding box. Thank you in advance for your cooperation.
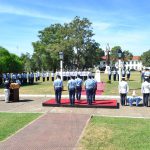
[59,51,64,80]
[117,49,122,83]
[104,43,111,74]
[106,43,110,66]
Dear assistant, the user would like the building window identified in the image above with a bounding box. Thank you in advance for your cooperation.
[136,61,138,64]
[132,61,134,64]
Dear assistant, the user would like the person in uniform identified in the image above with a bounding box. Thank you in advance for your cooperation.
[4,78,10,103]
[46,71,50,81]
[141,77,150,107]
[84,73,95,105]
[42,72,45,82]
[126,68,131,81]
[75,74,83,101]
[108,68,112,81]
[92,75,97,101]
[31,72,34,84]
[113,69,117,81]
[118,77,129,106]
[51,71,54,81]
[53,75,63,104]
[67,76,76,105]
[121,69,126,78]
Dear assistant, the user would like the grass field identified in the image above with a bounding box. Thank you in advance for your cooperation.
[0,71,142,96]
[78,116,150,150]
[0,112,41,141]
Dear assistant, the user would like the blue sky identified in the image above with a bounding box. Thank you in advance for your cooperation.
[0,0,150,56]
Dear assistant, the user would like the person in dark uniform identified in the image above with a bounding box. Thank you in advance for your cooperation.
[53,75,63,104]
[84,73,95,105]
[75,74,83,101]
[68,76,76,106]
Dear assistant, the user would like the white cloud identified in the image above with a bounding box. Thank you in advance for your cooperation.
[93,22,111,31]
[0,4,70,22]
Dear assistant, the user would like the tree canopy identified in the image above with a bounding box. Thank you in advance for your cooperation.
[32,16,104,71]
[0,47,23,73]
[141,50,150,67]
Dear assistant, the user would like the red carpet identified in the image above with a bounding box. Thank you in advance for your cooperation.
[81,82,105,95]
[42,99,118,108]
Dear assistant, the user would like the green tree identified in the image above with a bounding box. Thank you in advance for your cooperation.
[32,16,103,71]
[110,46,133,65]
[0,46,23,73]
[141,50,150,67]
[20,53,32,72]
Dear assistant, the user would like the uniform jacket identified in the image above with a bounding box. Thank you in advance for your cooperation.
[118,81,129,94]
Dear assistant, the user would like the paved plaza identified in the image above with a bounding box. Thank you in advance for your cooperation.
[0,95,149,118]
[0,95,150,150]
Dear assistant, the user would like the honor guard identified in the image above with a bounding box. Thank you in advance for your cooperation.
[46,71,50,81]
[51,71,54,81]
[42,72,45,82]
[84,73,95,105]
[113,69,117,81]
[53,75,63,104]
[75,74,83,101]
[126,68,130,81]
[68,76,76,105]
[92,75,97,101]
[12,73,17,83]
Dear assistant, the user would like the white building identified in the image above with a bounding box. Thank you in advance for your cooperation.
[125,56,142,71]
[100,56,143,71]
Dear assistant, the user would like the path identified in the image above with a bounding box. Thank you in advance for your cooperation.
[0,113,90,150]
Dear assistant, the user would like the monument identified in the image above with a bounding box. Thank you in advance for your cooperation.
[95,69,101,82]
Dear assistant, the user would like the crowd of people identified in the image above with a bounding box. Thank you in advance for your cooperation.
[108,67,131,81]
[0,71,91,85]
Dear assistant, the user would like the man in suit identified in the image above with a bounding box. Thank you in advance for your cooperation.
[53,75,63,104]
[118,77,129,106]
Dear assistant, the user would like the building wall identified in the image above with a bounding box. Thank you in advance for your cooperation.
[100,59,143,71]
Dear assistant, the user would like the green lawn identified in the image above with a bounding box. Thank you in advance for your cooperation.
[0,71,142,96]
[78,116,150,150]
[0,112,41,141]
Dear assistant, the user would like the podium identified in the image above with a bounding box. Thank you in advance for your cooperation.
[9,89,19,102]
[9,83,20,102]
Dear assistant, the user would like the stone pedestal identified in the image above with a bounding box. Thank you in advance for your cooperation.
[95,70,101,82]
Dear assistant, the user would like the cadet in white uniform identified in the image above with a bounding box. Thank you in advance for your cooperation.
[141,77,150,107]
[118,77,129,106]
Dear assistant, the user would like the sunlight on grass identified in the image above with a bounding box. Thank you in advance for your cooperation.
[78,116,150,150]
[0,112,41,141]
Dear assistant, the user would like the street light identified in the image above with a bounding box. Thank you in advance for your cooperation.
[59,51,64,80]
[106,43,110,65]
[104,43,111,74]
[117,49,122,83]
